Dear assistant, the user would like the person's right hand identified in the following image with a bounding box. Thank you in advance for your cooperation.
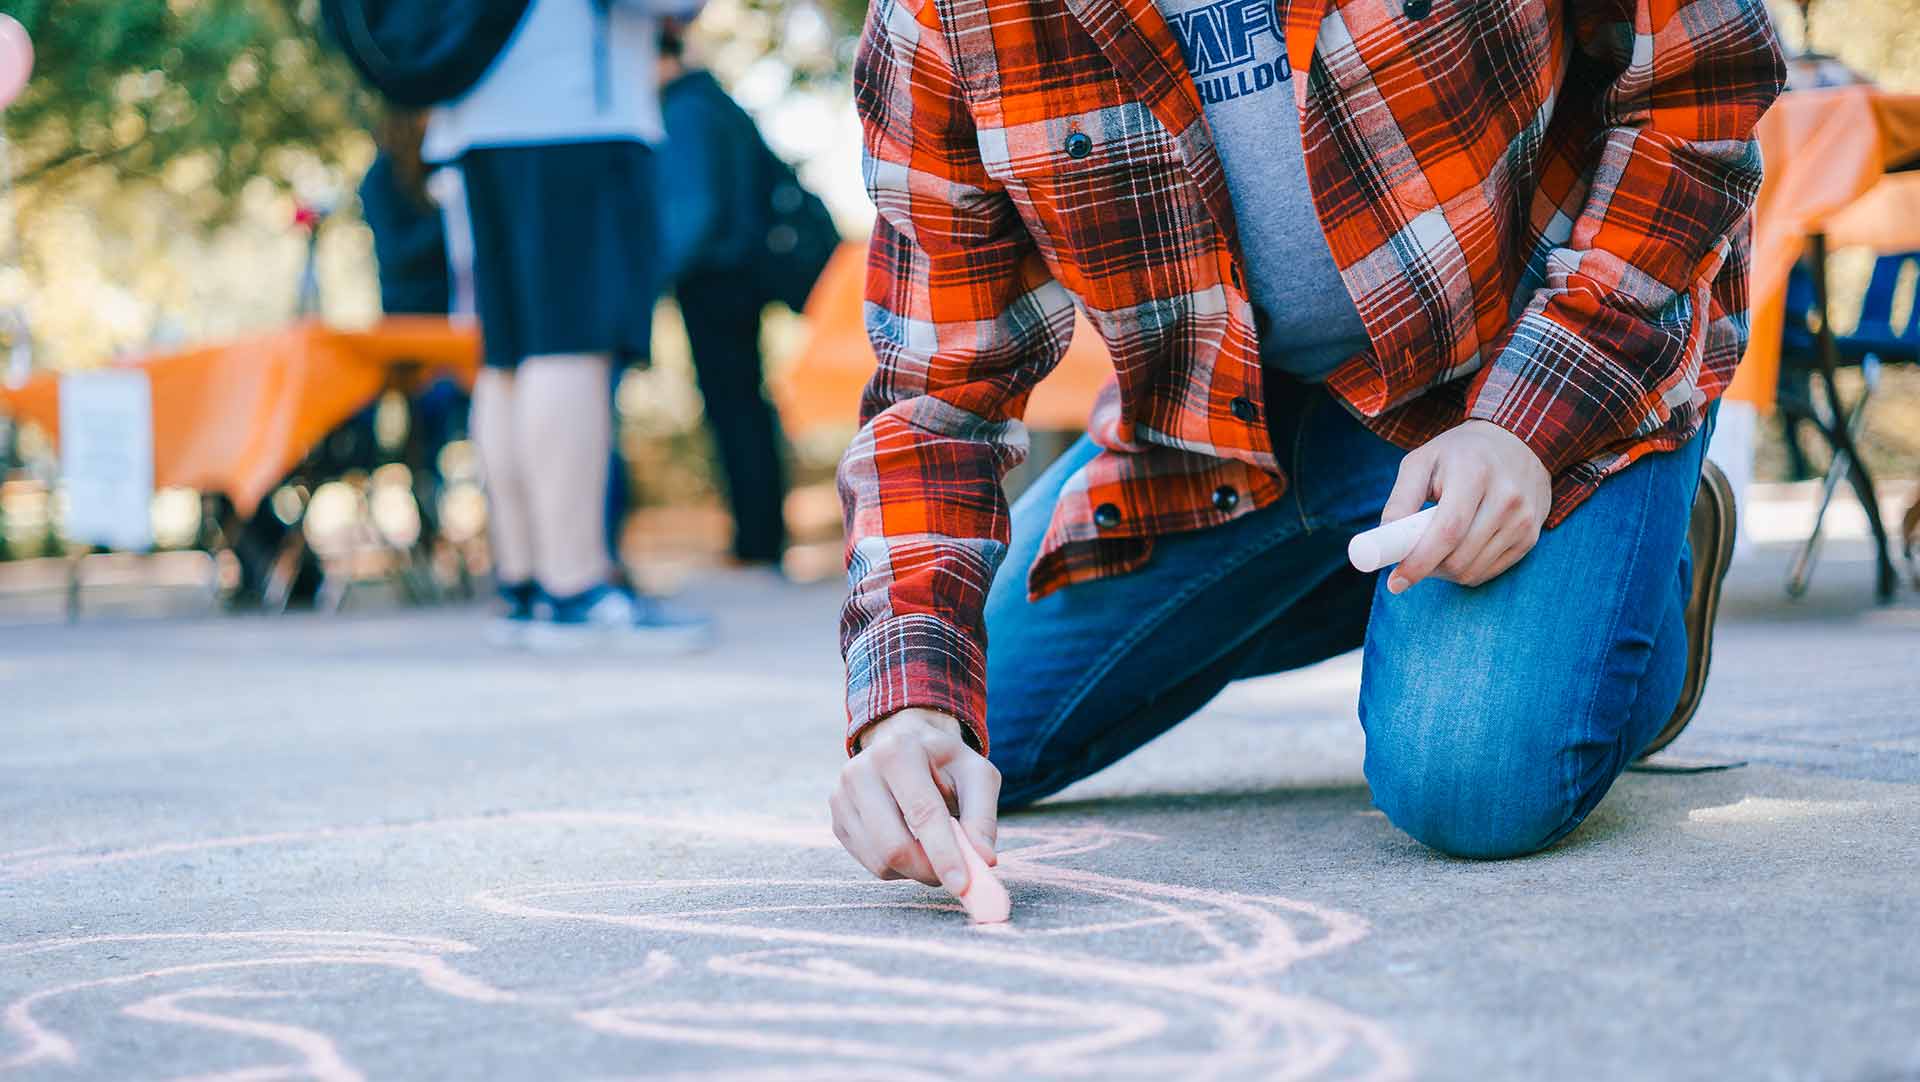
[830,708,1001,893]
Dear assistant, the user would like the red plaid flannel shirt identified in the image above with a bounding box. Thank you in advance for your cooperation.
[839,0,1785,753]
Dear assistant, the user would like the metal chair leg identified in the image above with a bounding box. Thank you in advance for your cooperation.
[316,568,351,614]
[261,530,309,615]
[65,552,84,623]
[1819,361,1898,602]
[1902,496,1920,589]
[1787,355,1878,598]
[1804,234,1900,603]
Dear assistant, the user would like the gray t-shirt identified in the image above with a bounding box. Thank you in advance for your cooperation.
[1155,0,1370,381]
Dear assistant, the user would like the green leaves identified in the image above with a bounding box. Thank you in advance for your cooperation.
[1,0,368,219]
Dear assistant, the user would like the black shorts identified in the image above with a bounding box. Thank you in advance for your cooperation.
[458,140,659,370]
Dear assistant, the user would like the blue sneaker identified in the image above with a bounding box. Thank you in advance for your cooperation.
[528,583,715,654]
[486,581,538,648]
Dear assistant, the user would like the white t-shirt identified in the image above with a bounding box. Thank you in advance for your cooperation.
[424,0,683,162]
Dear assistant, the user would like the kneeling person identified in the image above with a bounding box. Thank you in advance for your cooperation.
[829,0,1785,884]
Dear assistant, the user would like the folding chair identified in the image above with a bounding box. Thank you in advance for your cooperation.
[1776,248,1920,599]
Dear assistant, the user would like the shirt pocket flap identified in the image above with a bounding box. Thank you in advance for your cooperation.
[976,100,1179,186]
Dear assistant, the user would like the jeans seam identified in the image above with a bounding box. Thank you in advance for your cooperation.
[1013,510,1308,782]
[1565,462,1658,827]
[1290,394,1319,534]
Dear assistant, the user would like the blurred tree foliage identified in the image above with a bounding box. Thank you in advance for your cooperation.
[1796,0,1920,89]
[4,0,1917,222]
[812,0,863,42]
[1,0,367,219]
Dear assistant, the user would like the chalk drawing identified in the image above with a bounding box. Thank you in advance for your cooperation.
[1,814,1411,1080]
[122,987,370,1082]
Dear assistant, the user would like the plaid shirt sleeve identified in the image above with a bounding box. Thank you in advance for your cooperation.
[837,0,1078,756]
[1467,0,1786,476]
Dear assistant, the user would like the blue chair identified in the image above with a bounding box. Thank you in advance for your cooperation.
[1776,248,1920,599]
[1780,251,1920,368]
[1836,252,1920,362]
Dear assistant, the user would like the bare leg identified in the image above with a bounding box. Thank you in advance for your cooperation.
[514,353,616,598]
[470,368,535,585]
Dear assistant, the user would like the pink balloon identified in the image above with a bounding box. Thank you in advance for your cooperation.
[0,15,33,111]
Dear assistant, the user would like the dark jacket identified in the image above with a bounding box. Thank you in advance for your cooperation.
[658,70,773,280]
[358,154,451,316]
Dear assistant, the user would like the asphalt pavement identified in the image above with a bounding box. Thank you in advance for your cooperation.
[2,540,1916,1081]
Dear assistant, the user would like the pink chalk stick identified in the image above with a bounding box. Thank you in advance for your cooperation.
[1348,506,1438,573]
[947,818,1010,924]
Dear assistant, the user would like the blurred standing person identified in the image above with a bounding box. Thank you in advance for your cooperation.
[651,25,810,571]
[421,0,712,650]
[360,110,472,556]
[360,112,452,317]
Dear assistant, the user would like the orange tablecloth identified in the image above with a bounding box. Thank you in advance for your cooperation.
[0,318,481,515]
[1729,86,1920,408]
[777,243,1116,433]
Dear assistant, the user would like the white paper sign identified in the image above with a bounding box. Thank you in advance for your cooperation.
[59,369,154,551]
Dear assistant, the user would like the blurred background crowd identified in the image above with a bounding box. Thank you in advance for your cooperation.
[0,0,1917,630]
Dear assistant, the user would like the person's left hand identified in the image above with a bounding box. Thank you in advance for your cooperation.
[1379,419,1551,594]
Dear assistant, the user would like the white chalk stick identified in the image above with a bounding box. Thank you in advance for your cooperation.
[1348,506,1439,573]
[947,817,1010,924]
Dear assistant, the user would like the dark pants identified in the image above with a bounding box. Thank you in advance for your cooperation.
[676,270,787,564]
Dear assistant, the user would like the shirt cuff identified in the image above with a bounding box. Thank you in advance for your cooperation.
[1468,308,1672,479]
[843,612,989,758]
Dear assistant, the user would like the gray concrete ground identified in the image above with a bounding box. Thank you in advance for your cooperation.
[1,539,1917,1081]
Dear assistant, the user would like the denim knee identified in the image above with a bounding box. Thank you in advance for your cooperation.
[1361,692,1583,861]
[1365,740,1576,860]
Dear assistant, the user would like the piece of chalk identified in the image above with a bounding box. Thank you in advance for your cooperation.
[947,817,1010,924]
[1348,506,1439,573]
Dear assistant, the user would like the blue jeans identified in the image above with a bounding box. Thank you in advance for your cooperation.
[985,382,1711,859]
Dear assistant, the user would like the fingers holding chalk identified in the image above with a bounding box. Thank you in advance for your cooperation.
[1348,506,1438,574]
[948,816,1010,924]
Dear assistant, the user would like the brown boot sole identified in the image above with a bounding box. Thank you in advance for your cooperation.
[1639,459,1738,760]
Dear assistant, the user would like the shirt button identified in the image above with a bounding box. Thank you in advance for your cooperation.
[1403,0,1431,17]
[1230,396,1259,423]
[1212,485,1239,513]
[1094,502,1122,529]
[1064,132,1094,160]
